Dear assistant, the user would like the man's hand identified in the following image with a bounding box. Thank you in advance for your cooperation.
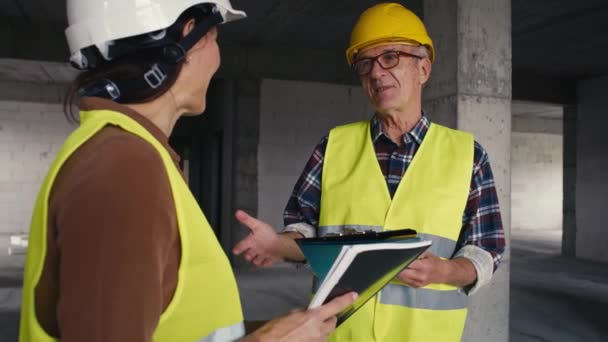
[398,252,478,288]
[232,210,282,267]
[243,292,358,342]
[397,251,447,288]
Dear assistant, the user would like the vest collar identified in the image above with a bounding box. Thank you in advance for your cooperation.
[79,96,181,165]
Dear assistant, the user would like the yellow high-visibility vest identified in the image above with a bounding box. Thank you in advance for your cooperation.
[320,121,473,341]
[20,109,244,342]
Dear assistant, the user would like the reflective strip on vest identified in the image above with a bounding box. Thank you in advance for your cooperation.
[380,284,467,310]
[317,226,463,311]
[198,322,245,342]
[417,233,457,259]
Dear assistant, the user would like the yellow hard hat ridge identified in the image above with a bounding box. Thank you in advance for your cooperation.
[346,2,435,65]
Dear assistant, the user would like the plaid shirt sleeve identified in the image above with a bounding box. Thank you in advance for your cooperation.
[458,141,506,271]
[283,136,328,235]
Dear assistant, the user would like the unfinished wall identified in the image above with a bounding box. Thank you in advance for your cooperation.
[511,116,563,231]
[257,79,371,231]
[0,60,76,268]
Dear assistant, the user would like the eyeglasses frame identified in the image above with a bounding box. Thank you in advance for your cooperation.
[352,50,425,76]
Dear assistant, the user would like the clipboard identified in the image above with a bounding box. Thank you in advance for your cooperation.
[296,228,420,282]
[295,228,431,326]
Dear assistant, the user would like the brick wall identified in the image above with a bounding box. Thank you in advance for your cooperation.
[0,100,73,266]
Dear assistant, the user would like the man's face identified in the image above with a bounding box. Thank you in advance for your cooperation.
[355,44,431,115]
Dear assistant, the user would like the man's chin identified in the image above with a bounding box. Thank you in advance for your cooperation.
[372,100,399,114]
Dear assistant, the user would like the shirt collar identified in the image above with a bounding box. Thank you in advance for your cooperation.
[371,113,430,145]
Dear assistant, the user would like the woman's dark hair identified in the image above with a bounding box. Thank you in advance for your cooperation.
[63,6,208,122]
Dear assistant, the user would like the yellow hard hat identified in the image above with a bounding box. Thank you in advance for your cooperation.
[346,3,435,65]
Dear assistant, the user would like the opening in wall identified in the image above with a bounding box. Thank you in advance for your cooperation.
[511,100,564,254]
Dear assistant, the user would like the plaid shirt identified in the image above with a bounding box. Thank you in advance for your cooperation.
[284,115,505,270]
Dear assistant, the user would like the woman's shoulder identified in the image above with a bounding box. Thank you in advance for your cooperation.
[76,125,164,171]
[51,125,169,202]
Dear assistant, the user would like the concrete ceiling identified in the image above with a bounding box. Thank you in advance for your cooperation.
[512,0,608,79]
[221,0,423,50]
[0,0,64,26]
[0,0,607,91]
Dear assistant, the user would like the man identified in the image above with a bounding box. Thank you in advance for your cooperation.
[233,3,505,341]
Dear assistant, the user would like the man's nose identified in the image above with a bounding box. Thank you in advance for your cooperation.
[369,59,386,78]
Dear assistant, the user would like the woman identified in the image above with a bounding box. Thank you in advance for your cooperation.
[19,1,355,341]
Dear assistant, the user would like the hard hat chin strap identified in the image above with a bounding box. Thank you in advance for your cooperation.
[78,63,178,103]
[79,8,223,103]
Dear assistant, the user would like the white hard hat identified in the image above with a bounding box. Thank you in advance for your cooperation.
[65,0,246,68]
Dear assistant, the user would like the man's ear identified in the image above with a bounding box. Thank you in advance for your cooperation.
[418,58,432,85]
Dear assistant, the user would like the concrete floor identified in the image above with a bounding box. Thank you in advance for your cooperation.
[510,229,608,341]
[1,230,607,341]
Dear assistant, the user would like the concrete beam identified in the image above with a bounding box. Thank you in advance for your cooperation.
[217,42,358,85]
[0,59,76,84]
[1,36,361,87]
[0,59,75,103]
[513,116,563,134]
[0,20,68,62]
[0,80,65,103]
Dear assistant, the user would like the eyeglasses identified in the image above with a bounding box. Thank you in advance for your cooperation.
[352,50,424,76]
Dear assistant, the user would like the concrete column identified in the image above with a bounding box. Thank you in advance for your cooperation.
[575,76,608,263]
[423,1,511,341]
[562,104,577,257]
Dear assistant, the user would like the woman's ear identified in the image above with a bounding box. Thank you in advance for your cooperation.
[181,18,197,38]
[182,18,212,51]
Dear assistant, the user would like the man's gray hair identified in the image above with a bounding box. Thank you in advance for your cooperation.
[417,45,430,59]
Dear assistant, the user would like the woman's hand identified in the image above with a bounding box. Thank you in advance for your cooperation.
[242,292,358,342]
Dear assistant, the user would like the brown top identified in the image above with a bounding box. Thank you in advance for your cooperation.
[35,97,182,342]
